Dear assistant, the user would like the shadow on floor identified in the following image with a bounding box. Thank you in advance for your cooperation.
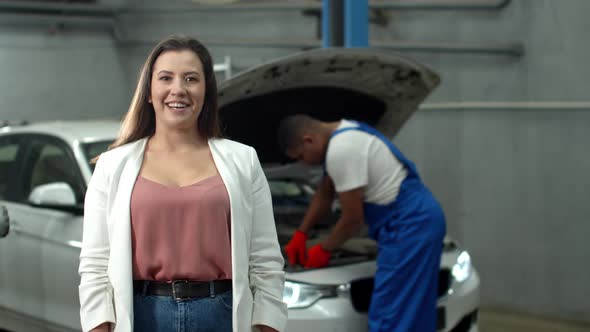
[479,308,590,332]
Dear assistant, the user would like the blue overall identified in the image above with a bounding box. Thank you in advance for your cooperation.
[327,122,446,332]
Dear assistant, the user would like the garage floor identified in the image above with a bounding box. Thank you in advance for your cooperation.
[479,308,590,332]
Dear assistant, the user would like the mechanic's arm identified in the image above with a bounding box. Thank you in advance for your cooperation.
[298,176,336,233]
[320,187,365,251]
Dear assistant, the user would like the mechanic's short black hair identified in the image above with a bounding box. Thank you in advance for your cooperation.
[276,114,318,153]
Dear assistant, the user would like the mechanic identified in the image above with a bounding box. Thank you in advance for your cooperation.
[277,114,446,332]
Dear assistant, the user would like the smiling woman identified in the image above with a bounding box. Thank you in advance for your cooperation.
[78,35,287,332]
[110,36,221,150]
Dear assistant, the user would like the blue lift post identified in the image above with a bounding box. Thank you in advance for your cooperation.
[344,0,368,47]
[323,0,368,48]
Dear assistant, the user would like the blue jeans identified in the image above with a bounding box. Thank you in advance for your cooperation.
[133,290,233,332]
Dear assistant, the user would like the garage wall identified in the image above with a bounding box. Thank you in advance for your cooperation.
[116,7,316,77]
[396,109,590,322]
[0,29,129,122]
[382,0,590,322]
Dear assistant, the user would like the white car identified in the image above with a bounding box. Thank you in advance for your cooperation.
[0,48,479,332]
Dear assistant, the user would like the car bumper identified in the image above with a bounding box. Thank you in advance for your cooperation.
[440,268,481,332]
[287,268,480,332]
[287,296,368,332]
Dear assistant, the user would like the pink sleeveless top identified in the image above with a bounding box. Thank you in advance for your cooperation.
[130,174,232,282]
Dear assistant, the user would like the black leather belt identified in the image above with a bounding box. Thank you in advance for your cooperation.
[133,279,232,301]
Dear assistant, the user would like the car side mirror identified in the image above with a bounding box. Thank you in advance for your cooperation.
[28,182,77,207]
[0,206,9,238]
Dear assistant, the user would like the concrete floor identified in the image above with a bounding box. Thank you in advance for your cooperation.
[479,308,590,332]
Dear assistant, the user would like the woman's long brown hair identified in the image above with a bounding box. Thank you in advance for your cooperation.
[109,35,221,151]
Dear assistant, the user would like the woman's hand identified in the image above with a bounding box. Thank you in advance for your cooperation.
[90,322,110,332]
[256,325,279,332]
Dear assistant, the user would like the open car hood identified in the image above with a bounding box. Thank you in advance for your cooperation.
[218,47,440,164]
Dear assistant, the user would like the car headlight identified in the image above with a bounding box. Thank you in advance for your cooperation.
[452,251,472,283]
[283,281,338,309]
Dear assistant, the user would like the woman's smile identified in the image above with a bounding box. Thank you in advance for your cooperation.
[150,50,206,127]
[165,101,192,113]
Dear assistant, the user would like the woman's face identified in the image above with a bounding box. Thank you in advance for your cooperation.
[149,50,206,130]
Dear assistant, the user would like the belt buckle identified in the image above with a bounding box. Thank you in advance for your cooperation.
[172,280,190,301]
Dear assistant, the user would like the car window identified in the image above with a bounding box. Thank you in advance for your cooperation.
[0,138,20,200]
[81,140,112,173]
[26,140,83,203]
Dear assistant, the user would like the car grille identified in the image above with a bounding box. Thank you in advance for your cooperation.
[349,268,452,312]
[439,268,452,297]
[451,310,478,332]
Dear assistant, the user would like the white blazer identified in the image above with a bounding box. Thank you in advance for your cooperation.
[78,137,287,332]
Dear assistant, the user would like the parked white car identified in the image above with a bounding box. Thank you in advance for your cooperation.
[0,48,479,332]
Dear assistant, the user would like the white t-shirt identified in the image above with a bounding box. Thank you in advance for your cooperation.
[325,120,408,205]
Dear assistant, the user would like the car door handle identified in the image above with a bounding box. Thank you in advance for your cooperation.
[1,205,10,237]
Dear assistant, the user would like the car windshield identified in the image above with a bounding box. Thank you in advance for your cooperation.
[81,140,112,173]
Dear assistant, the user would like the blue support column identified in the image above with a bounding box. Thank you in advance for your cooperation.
[344,0,368,47]
[322,0,330,47]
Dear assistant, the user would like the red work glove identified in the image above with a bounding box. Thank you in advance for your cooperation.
[284,230,308,266]
[304,244,331,269]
